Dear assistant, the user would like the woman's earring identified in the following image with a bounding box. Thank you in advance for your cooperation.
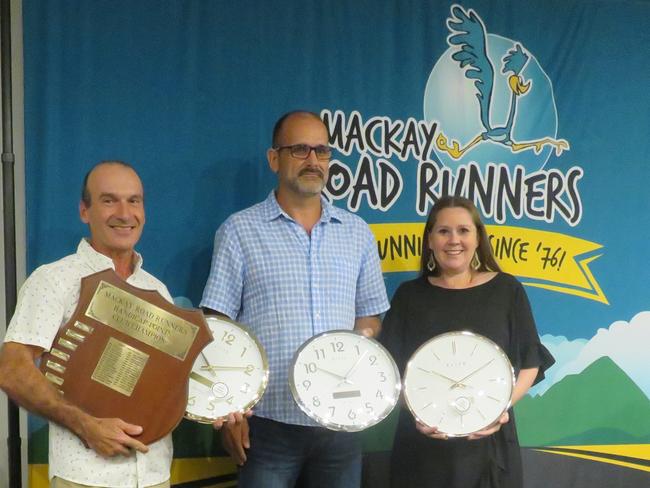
[427,253,436,272]
[471,252,481,270]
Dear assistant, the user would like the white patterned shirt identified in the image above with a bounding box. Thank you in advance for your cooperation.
[5,239,173,487]
[200,191,389,426]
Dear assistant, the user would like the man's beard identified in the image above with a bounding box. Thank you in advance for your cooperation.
[291,172,326,196]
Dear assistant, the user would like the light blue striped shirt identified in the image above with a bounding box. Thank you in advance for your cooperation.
[200,191,389,425]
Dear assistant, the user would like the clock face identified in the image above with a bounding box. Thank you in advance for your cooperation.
[403,331,515,437]
[290,330,401,432]
[185,316,269,423]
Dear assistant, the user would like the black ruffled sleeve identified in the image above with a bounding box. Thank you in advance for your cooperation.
[511,280,555,385]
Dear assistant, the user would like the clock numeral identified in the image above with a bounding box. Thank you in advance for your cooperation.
[244,364,255,376]
[221,331,235,345]
[240,346,248,358]
[207,400,216,411]
[292,331,399,431]
[187,396,196,406]
[226,396,234,405]
[241,382,251,393]
[304,362,317,374]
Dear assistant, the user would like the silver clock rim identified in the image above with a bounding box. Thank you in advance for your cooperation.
[184,315,270,424]
[403,330,515,437]
[289,329,401,432]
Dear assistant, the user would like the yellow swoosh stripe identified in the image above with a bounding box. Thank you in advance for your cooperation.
[546,444,650,461]
[535,446,650,472]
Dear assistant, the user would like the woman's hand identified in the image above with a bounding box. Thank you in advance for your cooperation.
[467,411,510,440]
[415,421,449,440]
[415,410,510,441]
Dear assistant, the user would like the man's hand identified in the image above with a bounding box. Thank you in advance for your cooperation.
[79,416,148,457]
[211,410,252,430]
[220,415,250,465]
[0,342,150,457]
[354,316,381,339]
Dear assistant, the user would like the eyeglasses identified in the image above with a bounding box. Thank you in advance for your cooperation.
[273,144,332,161]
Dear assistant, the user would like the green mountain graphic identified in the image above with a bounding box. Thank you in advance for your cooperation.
[515,356,650,446]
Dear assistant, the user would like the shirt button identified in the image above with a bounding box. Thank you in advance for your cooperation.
[315,312,321,319]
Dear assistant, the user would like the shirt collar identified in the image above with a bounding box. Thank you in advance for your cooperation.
[261,190,341,224]
[77,238,143,275]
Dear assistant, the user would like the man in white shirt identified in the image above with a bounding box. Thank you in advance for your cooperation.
[0,161,174,487]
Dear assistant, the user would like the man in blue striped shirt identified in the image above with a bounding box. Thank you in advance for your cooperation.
[200,110,389,487]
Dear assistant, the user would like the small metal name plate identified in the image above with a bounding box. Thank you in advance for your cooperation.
[91,337,150,397]
[86,280,199,361]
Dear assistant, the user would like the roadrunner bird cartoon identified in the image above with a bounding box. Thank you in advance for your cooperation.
[436,5,569,160]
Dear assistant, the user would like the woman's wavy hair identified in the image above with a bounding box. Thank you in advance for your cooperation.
[420,195,501,277]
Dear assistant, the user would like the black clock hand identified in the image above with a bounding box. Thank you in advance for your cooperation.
[315,365,350,382]
[339,351,368,385]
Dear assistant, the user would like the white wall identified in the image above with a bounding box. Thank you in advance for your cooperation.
[1,0,28,486]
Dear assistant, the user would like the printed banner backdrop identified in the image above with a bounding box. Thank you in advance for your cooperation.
[21,0,650,486]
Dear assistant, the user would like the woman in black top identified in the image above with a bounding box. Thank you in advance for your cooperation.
[381,196,554,488]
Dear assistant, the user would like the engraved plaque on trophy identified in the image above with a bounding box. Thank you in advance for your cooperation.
[39,269,213,444]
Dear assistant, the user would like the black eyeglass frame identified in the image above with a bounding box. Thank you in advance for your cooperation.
[273,144,332,161]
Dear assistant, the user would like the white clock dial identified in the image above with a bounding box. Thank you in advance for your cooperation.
[185,316,269,423]
[403,331,515,437]
[290,330,401,432]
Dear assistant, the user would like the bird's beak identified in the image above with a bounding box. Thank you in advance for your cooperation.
[509,75,530,95]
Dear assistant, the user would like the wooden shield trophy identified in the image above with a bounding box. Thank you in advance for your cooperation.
[39,269,213,444]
